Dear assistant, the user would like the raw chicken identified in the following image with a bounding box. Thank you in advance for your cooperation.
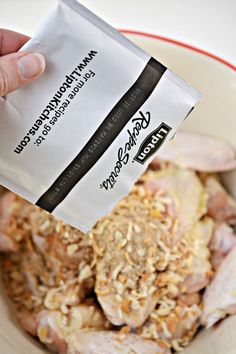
[180,217,213,293]
[151,217,213,299]
[144,167,213,295]
[67,331,170,354]
[202,245,236,328]
[153,132,236,172]
[19,302,111,354]
[205,176,236,225]
[0,194,116,354]
[37,310,68,354]
[209,223,236,270]
[135,198,210,352]
[38,304,110,354]
[29,207,94,283]
[141,295,202,352]
[93,166,209,329]
[92,182,177,327]
[1,192,94,307]
[144,166,208,244]
[0,192,28,252]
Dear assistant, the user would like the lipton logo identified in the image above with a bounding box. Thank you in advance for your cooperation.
[133,122,172,164]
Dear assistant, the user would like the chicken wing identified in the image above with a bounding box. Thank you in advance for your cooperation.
[141,295,202,352]
[18,301,110,354]
[92,182,177,327]
[1,193,95,314]
[144,165,208,244]
[202,246,236,328]
[205,176,236,225]
[153,132,236,172]
[209,222,236,270]
[180,217,213,293]
[67,331,170,354]
[93,166,208,328]
[38,303,110,353]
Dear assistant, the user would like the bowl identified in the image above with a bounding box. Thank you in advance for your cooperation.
[0,31,236,354]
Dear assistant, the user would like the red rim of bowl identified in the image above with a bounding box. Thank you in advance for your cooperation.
[119,29,236,72]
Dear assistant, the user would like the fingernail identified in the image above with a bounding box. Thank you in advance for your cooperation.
[17,53,45,79]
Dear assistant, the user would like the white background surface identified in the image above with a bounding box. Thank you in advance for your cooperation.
[1,0,236,67]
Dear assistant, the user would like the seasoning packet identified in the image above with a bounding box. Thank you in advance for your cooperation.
[0,0,201,232]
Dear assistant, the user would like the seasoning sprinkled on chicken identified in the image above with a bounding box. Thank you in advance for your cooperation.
[1,132,235,353]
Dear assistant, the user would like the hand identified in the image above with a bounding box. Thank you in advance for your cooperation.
[0,29,45,96]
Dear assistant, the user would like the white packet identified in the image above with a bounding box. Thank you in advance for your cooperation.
[0,0,201,232]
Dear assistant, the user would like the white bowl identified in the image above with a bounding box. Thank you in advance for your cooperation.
[0,32,236,354]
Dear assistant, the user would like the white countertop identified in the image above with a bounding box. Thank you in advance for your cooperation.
[1,0,236,67]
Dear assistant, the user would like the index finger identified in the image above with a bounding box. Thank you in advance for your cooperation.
[0,28,30,56]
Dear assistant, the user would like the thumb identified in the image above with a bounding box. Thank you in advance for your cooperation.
[0,52,45,96]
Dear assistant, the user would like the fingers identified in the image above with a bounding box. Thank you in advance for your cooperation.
[0,28,46,95]
[0,28,30,56]
[0,52,46,96]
